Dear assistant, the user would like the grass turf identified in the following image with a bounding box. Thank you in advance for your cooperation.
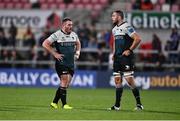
[0,87,180,120]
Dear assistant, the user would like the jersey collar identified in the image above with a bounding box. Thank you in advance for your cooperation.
[61,29,71,35]
[117,21,126,27]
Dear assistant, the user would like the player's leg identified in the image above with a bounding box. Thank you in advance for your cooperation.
[51,74,66,109]
[51,64,72,109]
[122,55,143,110]
[124,73,143,110]
[114,73,123,108]
[51,63,64,108]
[59,74,73,109]
[108,72,123,111]
[59,74,69,106]
[51,73,73,109]
[63,73,74,109]
[66,73,73,88]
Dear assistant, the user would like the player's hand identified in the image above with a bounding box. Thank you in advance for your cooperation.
[112,54,114,61]
[122,50,131,56]
[74,51,80,60]
[74,54,79,60]
[53,52,64,61]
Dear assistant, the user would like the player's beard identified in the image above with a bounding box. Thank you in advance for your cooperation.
[65,28,72,34]
[112,20,118,27]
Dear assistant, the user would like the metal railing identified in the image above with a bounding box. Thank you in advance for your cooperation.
[0,46,179,70]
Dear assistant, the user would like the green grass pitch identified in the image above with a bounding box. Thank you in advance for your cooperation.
[0,87,180,120]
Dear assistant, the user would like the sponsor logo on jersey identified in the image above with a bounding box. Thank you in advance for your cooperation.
[115,35,124,39]
[125,65,130,70]
[62,37,65,41]
[127,26,134,33]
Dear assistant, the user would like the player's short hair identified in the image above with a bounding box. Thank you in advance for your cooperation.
[62,17,72,23]
[113,10,124,20]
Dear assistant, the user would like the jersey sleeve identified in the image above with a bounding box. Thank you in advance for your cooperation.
[125,24,136,37]
[47,32,58,43]
[74,32,79,41]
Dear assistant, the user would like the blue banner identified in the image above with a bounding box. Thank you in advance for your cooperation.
[0,68,179,89]
[97,71,180,90]
[0,68,96,88]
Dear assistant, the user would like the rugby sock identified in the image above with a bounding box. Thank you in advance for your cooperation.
[53,87,61,104]
[132,87,142,105]
[60,87,67,106]
[115,87,123,107]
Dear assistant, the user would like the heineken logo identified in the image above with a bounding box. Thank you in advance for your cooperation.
[126,12,180,29]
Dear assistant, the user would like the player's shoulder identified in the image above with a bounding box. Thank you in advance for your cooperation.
[112,25,118,33]
[53,30,68,38]
[70,31,78,36]
[52,30,61,36]
[121,22,136,34]
[112,26,116,31]
[121,21,132,29]
[112,22,131,30]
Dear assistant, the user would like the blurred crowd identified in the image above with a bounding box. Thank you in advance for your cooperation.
[0,20,113,69]
[0,0,180,70]
[131,0,179,12]
[139,28,180,71]
[0,19,179,71]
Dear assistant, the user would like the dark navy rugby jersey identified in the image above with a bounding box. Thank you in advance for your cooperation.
[47,30,79,68]
[112,22,135,56]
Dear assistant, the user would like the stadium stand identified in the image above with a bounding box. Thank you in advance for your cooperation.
[0,0,179,71]
[0,0,108,11]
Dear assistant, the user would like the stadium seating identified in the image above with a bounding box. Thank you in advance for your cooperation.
[1,0,178,12]
[159,0,165,5]
[171,4,179,12]
[0,0,108,11]
[129,0,179,11]
[126,2,132,11]
[58,3,66,9]
[161,4,170,12]
[154,4,161,11]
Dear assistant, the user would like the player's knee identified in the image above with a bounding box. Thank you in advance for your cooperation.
[115,78,122,87]
[126,81,136,89]
[115,79,120,84]
[61,75,67,80]
[60,79,68,87]
[115,83,122,88]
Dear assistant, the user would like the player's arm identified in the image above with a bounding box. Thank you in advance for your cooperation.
[112,35,115,60]
[122,32,141,56]
[75,39,81,60]
[129,32,141,51]
[42,39,64,61]
[122,25,141,56]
